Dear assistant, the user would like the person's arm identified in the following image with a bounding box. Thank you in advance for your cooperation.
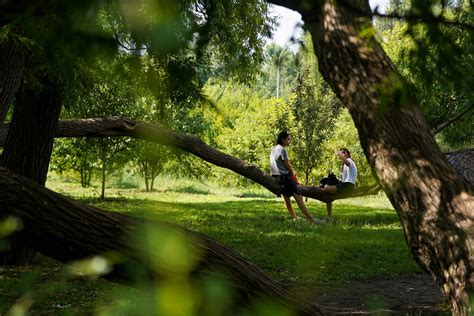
[283,159,296,176]
[336,150,351,166]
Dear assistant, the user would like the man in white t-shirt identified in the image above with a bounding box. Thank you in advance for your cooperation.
[322,148,357,194]
[270,131,326,224]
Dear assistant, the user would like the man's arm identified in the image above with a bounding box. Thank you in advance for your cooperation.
[336,150,351,166]
[283,159,296,176]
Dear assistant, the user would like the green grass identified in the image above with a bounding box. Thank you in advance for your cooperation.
[0,173,421,314]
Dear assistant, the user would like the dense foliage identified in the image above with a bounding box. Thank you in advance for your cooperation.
[4,0,471,190]
[375,0,473,150]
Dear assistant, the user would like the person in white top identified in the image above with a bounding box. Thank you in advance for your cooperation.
[270,131,326,224]
[322,148,358,194]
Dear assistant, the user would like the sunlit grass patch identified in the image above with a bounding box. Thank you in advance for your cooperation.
[0,174,424,313]
[66,188,417,285]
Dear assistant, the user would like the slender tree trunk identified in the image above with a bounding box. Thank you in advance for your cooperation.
[0,166,321,315]
[144,161,150,192]
[0,33,25,124]
[80,166,85,188]
[266,0,473,313]
[305,171,309,202]
[101,144,107,200]
[86,168,91,187]
[150,169,156,192]
[0,75,61,264]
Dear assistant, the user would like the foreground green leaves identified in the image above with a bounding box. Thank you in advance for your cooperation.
[0,174,421,314]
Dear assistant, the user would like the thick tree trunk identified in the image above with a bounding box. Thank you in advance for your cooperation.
[0,77,61,264]
[1,78,61,183]
[0,33,25,124]
[267,0,473,313]
[0,166,320,315]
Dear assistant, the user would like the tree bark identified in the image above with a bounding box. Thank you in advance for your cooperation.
[1,78,61,184]
[0,76,61,264]
[445,149,474,184]
[0,166,321,315]
[0,33,25,124]
[267,0,473,313]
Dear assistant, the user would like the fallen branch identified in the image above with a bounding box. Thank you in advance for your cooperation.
[0,166,321,314]
[1,116,384,204]
[2,116,471,211]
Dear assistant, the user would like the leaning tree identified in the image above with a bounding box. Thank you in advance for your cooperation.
[267,0,473,313]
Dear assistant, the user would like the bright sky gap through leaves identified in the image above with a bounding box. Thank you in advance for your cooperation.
[269,0,389,49]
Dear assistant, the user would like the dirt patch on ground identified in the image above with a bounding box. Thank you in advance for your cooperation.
[297,274,449,315]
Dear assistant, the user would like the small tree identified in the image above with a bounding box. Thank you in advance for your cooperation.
[132,141,166,192]
[203,79,294,186]
[290,33,339,186]
[51,138,100,188]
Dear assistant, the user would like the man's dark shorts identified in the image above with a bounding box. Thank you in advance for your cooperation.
[336,182,355,195]
[273,174,301,197]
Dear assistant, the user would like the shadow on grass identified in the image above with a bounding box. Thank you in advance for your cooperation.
[164,186,210,195]
[73,196,417,283]
[234,192,275,199]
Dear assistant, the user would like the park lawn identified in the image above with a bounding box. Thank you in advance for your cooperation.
[0,174,421,314]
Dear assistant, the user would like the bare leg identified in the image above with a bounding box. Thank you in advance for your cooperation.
[323,184,337,194]
[326,202,333,220]
[283,196,297,219]
[293,193,315,222]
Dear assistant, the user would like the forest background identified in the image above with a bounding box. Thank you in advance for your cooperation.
[44,2,473,197]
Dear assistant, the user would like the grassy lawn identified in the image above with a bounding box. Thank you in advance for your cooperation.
[0,174,421,314]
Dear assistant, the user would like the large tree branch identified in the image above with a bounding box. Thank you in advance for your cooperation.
[0,116,382,203]
[0,166,320,314]
[268,0,474,29]
[2,117,471,202]
[267,0,302,12]
[371,10,474,30]
[432,106,474,135]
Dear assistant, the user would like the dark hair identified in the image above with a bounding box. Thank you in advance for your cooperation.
[339,147,351,158]
[277,131,290,145]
